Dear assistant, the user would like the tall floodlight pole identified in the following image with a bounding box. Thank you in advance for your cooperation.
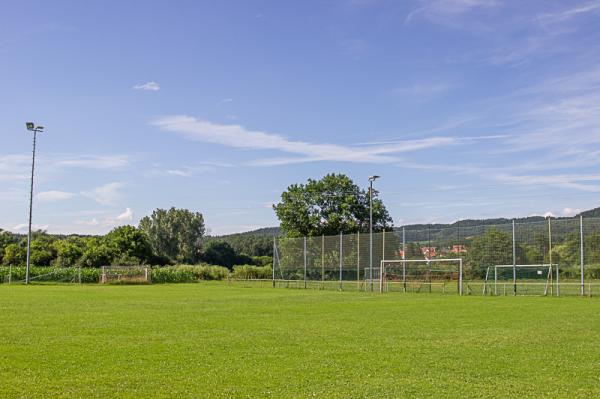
[25,122,44,285]
[368,175,380,292]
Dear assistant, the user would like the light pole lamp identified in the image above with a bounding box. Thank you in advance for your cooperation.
[25,122,44,285]
[368,175,380,292]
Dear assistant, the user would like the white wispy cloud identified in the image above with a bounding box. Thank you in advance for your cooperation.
[56,155,130,170]
[405,0,498,26]
[133,81,160,91]
[562,207,581,217]
[13,223,50,232]
[81,182,124,205]
[74,208,135,232]
[36,190,76,202]
[116,207,133,222]
[0,154,30,181]
[536,1,600,24]
[152,115,459,165]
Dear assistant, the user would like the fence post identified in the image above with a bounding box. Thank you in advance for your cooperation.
[304,236,307,289]
[548,217,553,296]
[321,234,325,289]
[581,215,585,297]
[402,227,406,293]
[380,229,386,293]
[357,231,360,290]
[512,219,517,296]
[459,259,463,296]
[339,232,343,291]
[272,237,276,288]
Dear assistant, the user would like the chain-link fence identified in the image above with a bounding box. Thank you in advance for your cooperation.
[273,216,600,296]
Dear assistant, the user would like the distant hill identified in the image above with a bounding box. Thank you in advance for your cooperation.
[580,206,600,218]
[217,207,595,238]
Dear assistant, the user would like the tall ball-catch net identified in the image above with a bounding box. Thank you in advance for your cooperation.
[100,266,150,284]
[380,258,463,294]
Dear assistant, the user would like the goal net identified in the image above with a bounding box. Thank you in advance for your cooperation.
[379,258,464,295]
[483,264,556,296]
[100,266,151,284]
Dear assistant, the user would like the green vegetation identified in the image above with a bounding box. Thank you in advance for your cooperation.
[0,207,271,271]
[1,284,600,398]
[273,173,393,237]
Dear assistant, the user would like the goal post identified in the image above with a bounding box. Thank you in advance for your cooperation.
[100,266,151,284]
[483,264,557,296]
[379,258,463,295]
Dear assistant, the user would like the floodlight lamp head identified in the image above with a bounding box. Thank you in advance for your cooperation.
[369,175,380,181]
[26,122,35,130]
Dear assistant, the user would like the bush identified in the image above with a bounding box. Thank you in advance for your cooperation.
[150,264,229,283]
[0,266,100,283]
[251,256,273,267]
[231,265,272,280]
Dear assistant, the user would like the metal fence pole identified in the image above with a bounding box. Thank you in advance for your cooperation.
[548,218,553,296]
[402,227,406,293]
[581,215,585,297]
[321,234,325,289]
[303,236,307,289]
[459,259,463,296]
[339,232,343,290]
[380,229,386,293]
[272,237,276,288]
[357,231,360,290]
[512,219,517,296]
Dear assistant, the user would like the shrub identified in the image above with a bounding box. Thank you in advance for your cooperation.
[0,266,100,283]
[150,264,229,284]
[231,265,272,280]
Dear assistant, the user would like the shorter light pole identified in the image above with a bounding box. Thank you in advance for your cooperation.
[368,175,380,292]
[25,122,44,285]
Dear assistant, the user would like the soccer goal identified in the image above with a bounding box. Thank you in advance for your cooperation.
[482,264,557,296]
[379,258,464,295]
[100,266,151,284]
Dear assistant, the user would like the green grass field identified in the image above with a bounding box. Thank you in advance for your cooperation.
[2,284,600,398]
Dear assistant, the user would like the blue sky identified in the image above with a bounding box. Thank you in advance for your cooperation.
[2,0,600,235]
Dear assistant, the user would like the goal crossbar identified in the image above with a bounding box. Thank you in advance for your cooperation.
[483,264,557,296]
[380,258,463,295]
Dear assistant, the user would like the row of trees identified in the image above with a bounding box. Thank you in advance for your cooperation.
[0,208,270,269]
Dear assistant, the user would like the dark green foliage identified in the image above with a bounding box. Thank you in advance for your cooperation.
[206,233,273,257]
[105,226,153,264]
[201,241,238,269]
[274,173,393,238]
[79,238,114,268]
[139,207,205,263]
[2,243,27,266]
[52,237,85,267]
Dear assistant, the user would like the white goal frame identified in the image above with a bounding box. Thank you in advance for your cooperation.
[483,264,557,296]
[380,258,463,295]
[100,265,151,284]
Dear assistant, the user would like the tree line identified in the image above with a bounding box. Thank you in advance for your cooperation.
[0,208,272,269]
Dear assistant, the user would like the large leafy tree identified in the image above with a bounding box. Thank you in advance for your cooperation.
[79,237,114,268]
[201,241,238,269]
[466,228,513,278]
[273,174,393,238]
[105,225,153,264]
[0,230,17,264]
[139,208,205,263]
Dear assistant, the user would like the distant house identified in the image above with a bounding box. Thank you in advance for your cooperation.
[420,246,436,258]
[450,245,467,254]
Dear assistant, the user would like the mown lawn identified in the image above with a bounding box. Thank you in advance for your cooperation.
[1,283,600,398]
